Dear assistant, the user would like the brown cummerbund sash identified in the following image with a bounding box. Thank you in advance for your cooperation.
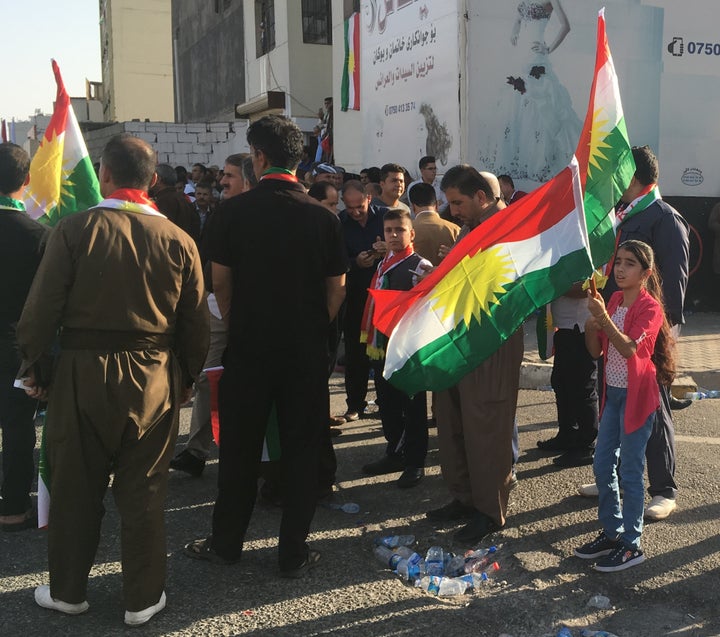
[60,328,173,351]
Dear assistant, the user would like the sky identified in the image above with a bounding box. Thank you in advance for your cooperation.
[0,0,102,121]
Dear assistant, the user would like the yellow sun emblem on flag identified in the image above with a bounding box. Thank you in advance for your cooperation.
[428,245,515,326]
[25,129,71,211]
[587,107,612,178]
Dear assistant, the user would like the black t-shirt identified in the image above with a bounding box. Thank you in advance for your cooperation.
[0,209,50,370]
[208,179,347,360]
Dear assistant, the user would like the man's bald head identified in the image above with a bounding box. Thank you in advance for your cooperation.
[100,134,157,192]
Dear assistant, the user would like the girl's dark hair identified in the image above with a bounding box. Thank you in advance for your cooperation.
[616,240,675,385]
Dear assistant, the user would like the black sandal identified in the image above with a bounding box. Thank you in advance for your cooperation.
[183,537,240,565]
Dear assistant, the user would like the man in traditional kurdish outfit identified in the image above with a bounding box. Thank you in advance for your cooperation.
[426,165,524,545]
[17,134,209,626]
[184,115,346,578]
[0,143,50,532]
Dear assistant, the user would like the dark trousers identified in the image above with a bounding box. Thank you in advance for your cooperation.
[343,290,371,413]
[550,328,598,449]
[0,370,38,515]
[373,366,428,468]
[211,350,327,570]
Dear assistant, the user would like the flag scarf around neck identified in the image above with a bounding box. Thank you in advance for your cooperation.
[341,12,360,111]
[575,9,635,269]
[360,246,415,360]
[96,188,164,216]
[371,10,633,395]
[23,60,102,226]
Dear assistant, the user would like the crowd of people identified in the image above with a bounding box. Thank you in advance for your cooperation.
[0,114,689,625]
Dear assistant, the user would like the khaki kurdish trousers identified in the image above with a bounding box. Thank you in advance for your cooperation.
[45,348,179,612]
[435,328,524,527]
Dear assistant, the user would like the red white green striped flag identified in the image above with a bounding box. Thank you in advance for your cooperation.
[23,60,102,226]
[576,9,635,268]
[341,12,360,111]
[371,10,633,394]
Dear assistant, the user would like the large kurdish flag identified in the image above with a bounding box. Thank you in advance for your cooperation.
[23,60,101,226]
[372,10,633,395]
[577,9,635,267]
[341,12,360,111]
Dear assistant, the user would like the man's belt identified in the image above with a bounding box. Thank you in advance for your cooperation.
[60,328,173,351]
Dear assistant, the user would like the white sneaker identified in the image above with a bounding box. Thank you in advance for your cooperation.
[34,585,89,615]
[124,591,166,626]
[644,496,677,520]
[577,483,599,497]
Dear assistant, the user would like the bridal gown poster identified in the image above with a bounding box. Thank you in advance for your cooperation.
[360,0,461,173]
[466,0,720,197]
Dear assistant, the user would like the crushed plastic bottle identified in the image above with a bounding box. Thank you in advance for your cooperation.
[685,389,720,400]
[425,546,445,576]
[396,552,425,580]
[580,631,619,637]
[458,571,489,589]
[556,628,573,637]
[464,546,498,573]
[438,577,469,596]
[373,545,414,570]
[326,502,360,513]
[374,534,415,548]
[586,594,612,610]
[444,553,467,577]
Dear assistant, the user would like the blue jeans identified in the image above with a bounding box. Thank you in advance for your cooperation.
[593,386,655,548]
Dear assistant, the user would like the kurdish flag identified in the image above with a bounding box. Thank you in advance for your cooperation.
[341,12,360,111]
[371,10,633,394]
[577,9,635,267]
[23,60,101,226]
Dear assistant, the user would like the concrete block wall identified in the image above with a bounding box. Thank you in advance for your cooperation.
[84,120,250,170]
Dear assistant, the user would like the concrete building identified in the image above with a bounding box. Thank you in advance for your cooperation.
[100,0,175,122]
[171,0,332,131]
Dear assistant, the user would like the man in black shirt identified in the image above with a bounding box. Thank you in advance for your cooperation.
[0,143,50,531]
[336,181,387,422]
[184,116,346,577]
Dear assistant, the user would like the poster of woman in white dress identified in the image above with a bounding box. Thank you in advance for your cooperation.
[468,0,664,191]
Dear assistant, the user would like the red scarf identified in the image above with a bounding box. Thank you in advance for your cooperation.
[360,245,415,360]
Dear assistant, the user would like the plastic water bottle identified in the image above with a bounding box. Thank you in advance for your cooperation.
[580,631,619,637]
[464,546,497,573]
[425,546,445,576]
[374,534,415,549]
[396,552,425,580]
[438,577,469,596]
[459,572,489,589]
[556,628,573,637]
[373,545,414,569]
[444,553,467,577]
[685,392,705,400]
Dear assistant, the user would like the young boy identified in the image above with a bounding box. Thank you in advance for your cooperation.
[360,208,432,488]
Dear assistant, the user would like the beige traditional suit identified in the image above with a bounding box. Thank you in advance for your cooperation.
[412,210,460,266]
[17,207,208,611]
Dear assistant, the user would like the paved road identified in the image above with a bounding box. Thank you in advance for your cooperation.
[1,375,719,636]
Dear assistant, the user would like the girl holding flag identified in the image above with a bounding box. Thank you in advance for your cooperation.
[574,240,675,571]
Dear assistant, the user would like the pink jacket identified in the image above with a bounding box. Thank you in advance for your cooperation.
[598,289,664,434]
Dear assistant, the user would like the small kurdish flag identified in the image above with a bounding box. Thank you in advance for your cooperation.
[341,12,360,111]
[23,60,101,226]
[371,10,634,394]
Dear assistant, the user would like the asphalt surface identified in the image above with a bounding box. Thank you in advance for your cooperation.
[1,318,719,636]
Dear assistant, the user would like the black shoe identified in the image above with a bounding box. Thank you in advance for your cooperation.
[280,549,321,579]
[397,467,424,488]
[426,499,476,522]
[170,450,205,477]
[537,435,573,452]
[342,411,360,422]
[669,396,692,411]
[362,455,404,476]
[553,448,594,468]
[453,512,502,545]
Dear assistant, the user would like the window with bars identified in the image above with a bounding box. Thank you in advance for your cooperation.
[255,0,276,57]
[302,0,332,45]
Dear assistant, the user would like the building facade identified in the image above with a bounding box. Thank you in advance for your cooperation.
[100,0,175,122]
